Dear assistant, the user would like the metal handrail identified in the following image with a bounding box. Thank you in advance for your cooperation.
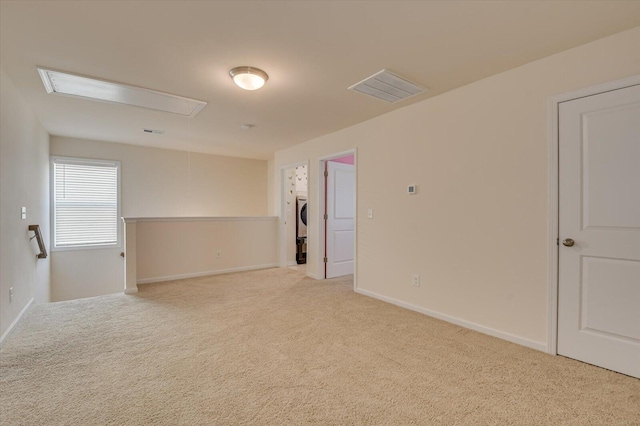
[28,225,47,259]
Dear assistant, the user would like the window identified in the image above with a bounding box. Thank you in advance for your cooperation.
[51,157,121,250]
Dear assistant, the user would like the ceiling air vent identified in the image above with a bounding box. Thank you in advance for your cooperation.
[348,69,427,103]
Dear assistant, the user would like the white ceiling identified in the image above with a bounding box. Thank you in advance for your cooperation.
[1,1,639,160]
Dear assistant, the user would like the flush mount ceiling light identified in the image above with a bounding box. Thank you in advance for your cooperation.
[37,68,207,117]
[229,66,268,91]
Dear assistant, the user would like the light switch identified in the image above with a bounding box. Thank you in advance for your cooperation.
[367,209,373,219]
[21,207,26,220]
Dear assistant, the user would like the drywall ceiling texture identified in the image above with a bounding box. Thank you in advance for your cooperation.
[1,2,640,159]
[0,69,51,338]
[272,27,640,350]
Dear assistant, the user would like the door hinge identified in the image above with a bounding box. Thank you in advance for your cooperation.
[556,238,559,246]
[323,257,328,263]
[324,170,328,177]
[323,214,328,220]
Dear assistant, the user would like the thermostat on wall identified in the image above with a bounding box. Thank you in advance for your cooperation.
[408,185,417,194]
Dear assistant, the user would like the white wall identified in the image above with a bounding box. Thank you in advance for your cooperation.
[51,137,268,217]
[134,217,277,283]
[50,137,269,301]
[0,69,51,340]
[267,158,275,215]
[271,27,640,350]
[49,249,125,302]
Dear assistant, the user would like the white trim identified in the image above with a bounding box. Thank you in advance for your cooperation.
[123,216,277,223]
[279,160,309,170]
[355,288,547,353]
[124,287,138,294]
[546,75,640,355]
[318,163,325,279]
[287,261,298,267]
[50,156,120,167]
[136,263,278,284]
[317,149,357,162]
[352,150,358,292]
[50,155,122,251]
[0,298,34,346]
[547,93,560,356]
[318,148,357,292]
[306,272,322,280]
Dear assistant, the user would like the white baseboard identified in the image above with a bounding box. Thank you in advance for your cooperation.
[124,287,138,294]
[137,263,279,284]
[354,288,547,353]
[287,261,298,267]
[0,298,34,347]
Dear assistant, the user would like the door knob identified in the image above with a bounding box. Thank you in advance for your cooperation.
[562,238,575,247]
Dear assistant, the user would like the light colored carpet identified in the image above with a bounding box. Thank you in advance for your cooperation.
[1,268,639,425]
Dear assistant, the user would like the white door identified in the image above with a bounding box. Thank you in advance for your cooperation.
[325,161,355,278]
[558,84,640,378]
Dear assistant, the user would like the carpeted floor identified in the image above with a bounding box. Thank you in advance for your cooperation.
[1,268,639,425]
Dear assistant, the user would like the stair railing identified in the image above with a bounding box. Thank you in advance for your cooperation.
[28,225,48,259]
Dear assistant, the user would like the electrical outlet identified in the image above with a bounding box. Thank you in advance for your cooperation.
[9,287,13,303]
[21,207,26,220]
[367,208,373,219]
[412,274,420,287]
[216,250,222,258]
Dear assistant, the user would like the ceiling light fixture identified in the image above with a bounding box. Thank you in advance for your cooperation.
[229,66,268,91]
[37,68,207,117]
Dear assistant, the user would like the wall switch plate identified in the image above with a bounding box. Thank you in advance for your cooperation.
[9,287,13,303]
[367,209,373,219]
[216,250,222,258]
[21,207,26,219]
[408,185,417,195]
[412,274,420,287]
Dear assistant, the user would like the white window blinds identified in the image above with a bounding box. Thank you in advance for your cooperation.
[52,158,120,248]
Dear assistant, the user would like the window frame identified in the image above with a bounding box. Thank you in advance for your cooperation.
[50,156,122,251]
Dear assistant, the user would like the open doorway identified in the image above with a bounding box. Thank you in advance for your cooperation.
[319,151,356,282]
[280,162,308,274]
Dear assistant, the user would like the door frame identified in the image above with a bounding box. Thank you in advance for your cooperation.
[318,149,357,289]
[547,75,640,355]
[279,160,309,268]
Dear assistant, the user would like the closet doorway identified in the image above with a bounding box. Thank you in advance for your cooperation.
[280,162,308,273]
